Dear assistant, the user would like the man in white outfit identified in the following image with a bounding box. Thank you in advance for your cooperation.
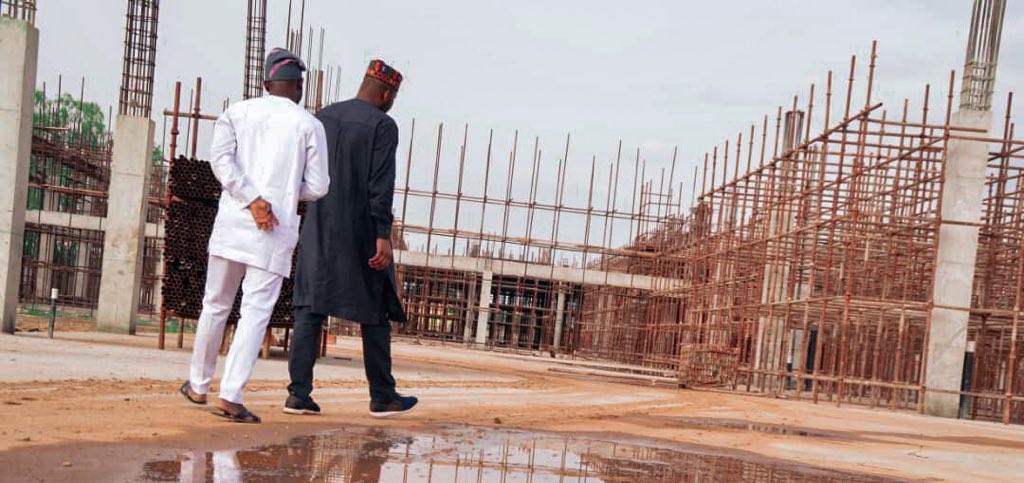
[179,48,329,424]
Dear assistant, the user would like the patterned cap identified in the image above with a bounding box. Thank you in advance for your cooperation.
[366,59,403,90]
[265,48,306,81]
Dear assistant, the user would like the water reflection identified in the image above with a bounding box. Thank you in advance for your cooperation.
[141,426,899,482]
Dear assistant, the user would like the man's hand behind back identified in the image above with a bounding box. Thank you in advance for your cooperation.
[248,197,280,231]
[368,238,393,271]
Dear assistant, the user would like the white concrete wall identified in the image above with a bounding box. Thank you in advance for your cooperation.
[394,249,679,292]
[0,18,38,333]
[95,116,155,334]
[24,209,162,237]
[924,109,992,418]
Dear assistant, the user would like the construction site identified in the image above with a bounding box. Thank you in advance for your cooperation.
[2,0,1024,481]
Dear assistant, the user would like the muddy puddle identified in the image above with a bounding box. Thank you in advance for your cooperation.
[653,416,847,439]
[136,426,900,482]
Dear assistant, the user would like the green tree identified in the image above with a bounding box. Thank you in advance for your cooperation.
[152,145,165,162]
[34,90,109,145]
[30,91,111,214]
[32,90,46,126]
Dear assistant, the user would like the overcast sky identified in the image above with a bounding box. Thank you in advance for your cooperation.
[32,0,1024,253]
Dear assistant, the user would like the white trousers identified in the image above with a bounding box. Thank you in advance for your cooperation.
[177,450,240,483]
[188,255,283,404]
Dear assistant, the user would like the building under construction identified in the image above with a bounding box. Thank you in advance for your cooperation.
[19,75,168,321]
[343,1,1023,425]
[382,1,1023,425]
[0,0,1020,428]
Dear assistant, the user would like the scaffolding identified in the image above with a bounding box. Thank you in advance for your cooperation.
[21,78,111,317]
[389,122,675,353]
[398,265,479,342]
[18,77,166,323]
[28,77,112,218]
[367,32,1024,424]
[15,0,1020,427]
[20,224,103,310]
[582,38,1023,424]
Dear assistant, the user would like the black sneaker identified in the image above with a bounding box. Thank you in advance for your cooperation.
[283,395,321,415]
[369,394,418,418]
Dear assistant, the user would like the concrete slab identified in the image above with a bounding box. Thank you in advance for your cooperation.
[23,209,163,238]
[395,249,682,291]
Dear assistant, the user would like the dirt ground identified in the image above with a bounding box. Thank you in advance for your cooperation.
[1,331,1023,482]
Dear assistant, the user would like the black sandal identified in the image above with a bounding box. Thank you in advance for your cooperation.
[179,381,207,405]
[211,406,261,424]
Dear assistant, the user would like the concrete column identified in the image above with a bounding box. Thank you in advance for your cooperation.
[754,313,786,390]
[599,292,612,347]
[474,270,493,345]
[789,329,805,368]
[462,274,477,343]
[96,116,155,334]
[552,288,567,351]
[151,237,164,320]
[753,117,802,386]
[0,18,39,334]
[924,109,992,418]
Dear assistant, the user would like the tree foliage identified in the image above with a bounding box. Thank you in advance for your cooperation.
[34,90,109,146]
[152,145,165,162]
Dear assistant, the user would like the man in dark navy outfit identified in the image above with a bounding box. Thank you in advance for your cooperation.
[285,60,417,418]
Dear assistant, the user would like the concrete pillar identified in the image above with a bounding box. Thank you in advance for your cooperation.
[462,275,477,343]
[790,329,805,368]
[751,111,805,387]
[552,288,567,351]
[591,292,605,349]
[0,18,39,334]
[96,116,155,334]
[754,314,786,389]
[150,238,164,320]
[924,109,992,417]
[474,270,493,345]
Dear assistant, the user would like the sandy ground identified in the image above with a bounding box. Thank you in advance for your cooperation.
[1,331,1023,482]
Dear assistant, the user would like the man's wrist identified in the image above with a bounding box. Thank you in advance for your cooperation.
[240,186,262,207]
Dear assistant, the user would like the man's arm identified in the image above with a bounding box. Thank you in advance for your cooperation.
[209,108,277,230]
[367,119,398,271]
[299,121,331,201]
[209,110,260,206]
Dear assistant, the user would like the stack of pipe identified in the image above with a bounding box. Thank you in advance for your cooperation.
[162,156,298,326]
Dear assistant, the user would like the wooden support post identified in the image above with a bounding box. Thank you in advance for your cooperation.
[261,327,272,359]
[177,318,186,348]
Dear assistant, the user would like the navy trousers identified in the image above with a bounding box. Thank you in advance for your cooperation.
[287,306,398,404]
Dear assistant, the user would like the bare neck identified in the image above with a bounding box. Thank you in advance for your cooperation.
[355,90,380,109]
